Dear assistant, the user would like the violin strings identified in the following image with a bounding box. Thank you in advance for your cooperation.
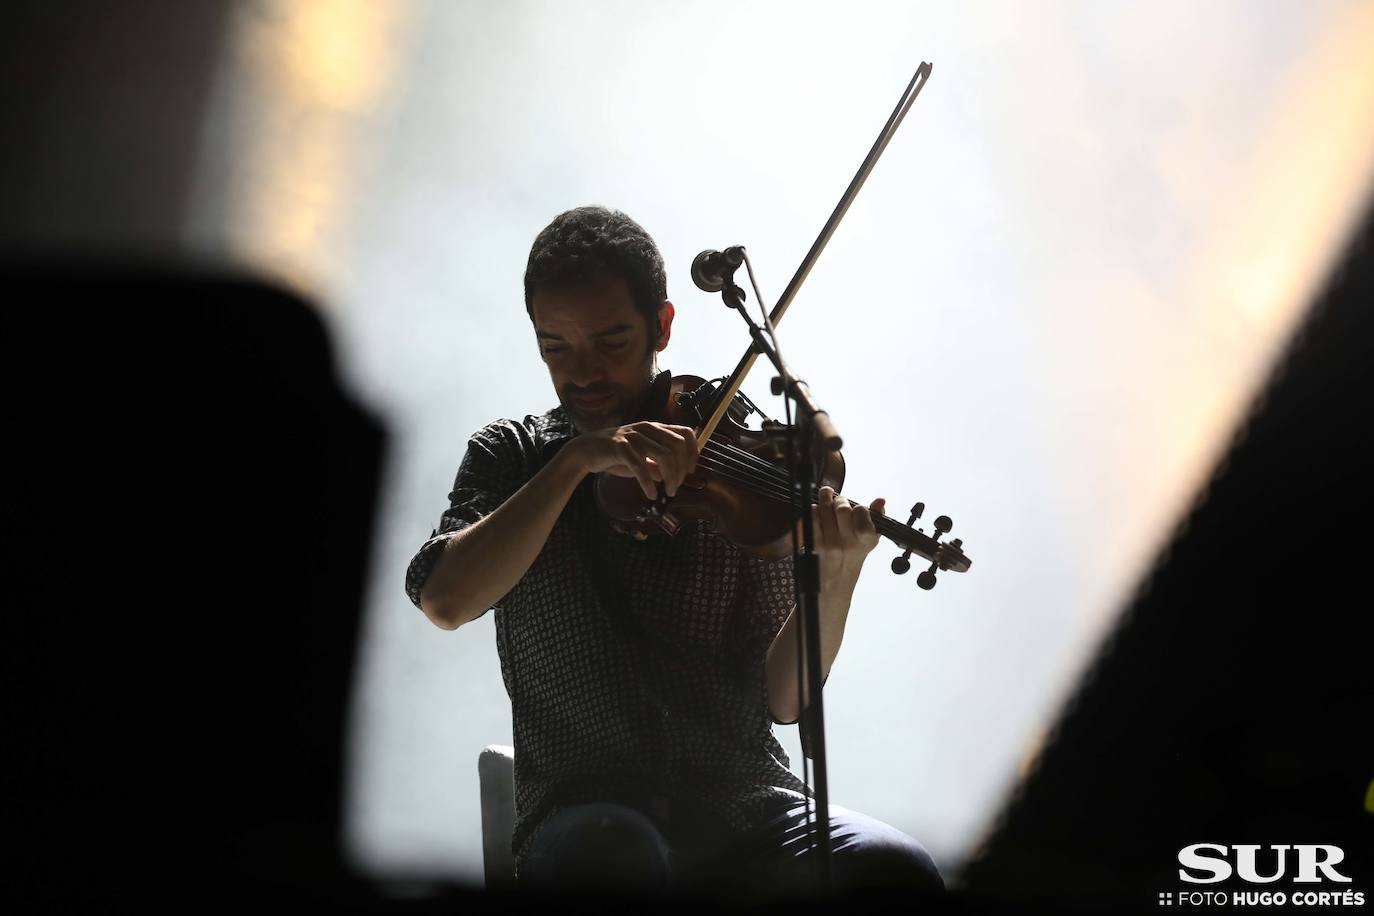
[694,448,899,533]
[657,426,881,517]
[700,434,850,506]
[699,446,791,491]
[695,438,843,504]
[701,437,794,486]
[693,443,790,487]
[693,454,793,500]
[694,439,790,485]
[697,454,894,523]
[671,452,915,558]
[695,454,793,502]
[703,435,787,480]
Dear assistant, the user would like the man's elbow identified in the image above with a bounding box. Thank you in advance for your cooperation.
[766,689,800,726]
[419,590,465,630]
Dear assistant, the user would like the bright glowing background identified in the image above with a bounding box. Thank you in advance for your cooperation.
[187,0,1374,886]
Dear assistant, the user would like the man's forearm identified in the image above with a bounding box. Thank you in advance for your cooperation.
[420,443,586,630]
[764,573,859,724]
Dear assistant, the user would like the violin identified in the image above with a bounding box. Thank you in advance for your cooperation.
[594,369,971,589]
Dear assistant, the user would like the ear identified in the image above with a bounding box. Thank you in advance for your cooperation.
[654,301,675,352]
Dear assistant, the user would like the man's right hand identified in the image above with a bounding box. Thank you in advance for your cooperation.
[569,421,700,500]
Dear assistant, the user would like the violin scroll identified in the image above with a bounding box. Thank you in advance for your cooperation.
[879,500,970,590]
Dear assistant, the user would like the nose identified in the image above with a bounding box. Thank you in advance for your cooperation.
[565,349,606,390]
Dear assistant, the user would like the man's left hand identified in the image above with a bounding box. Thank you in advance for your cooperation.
[810,485,885,589]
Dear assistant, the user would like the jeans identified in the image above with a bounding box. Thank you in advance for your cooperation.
[520,797,945,899]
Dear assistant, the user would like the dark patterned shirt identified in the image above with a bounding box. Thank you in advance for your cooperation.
[404,400,817,877]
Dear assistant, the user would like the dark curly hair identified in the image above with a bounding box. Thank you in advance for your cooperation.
[524,206,668,353]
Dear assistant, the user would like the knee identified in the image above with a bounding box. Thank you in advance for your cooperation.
[842,836,945,893]
[521,803,673,891]
[822,808,944,893]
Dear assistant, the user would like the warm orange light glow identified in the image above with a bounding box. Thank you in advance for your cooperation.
[211,0,406,294]
[1105,1,1374,619]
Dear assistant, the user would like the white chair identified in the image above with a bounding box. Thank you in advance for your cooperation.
[478,744,517,889]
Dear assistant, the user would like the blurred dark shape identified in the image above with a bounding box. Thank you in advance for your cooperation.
[0,2,414,904]
[959,204,1374,907]
[0,1,229,252]
[3,263,385,906]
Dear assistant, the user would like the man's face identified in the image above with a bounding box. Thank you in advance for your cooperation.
[530,273,673,434]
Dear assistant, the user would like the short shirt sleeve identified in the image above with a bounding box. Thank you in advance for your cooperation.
[404,421,533,613]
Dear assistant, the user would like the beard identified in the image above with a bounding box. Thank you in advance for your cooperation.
[558,353,657,433]
[560,384,629,432]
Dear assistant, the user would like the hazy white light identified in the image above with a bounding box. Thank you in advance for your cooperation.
[189,0,1374,887]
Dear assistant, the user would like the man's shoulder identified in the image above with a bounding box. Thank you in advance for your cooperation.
[527,403,576,443]
[467,404,575,459]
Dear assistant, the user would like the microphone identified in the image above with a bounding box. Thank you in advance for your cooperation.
[690,246,745,293]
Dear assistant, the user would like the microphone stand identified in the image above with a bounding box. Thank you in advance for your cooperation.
[715,274,840,894]
[688,59,935,895]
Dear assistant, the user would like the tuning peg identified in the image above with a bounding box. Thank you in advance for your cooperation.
[917,559,939,590]
[893,500,940,584]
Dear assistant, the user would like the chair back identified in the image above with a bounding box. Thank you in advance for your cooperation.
[478,744,516,888]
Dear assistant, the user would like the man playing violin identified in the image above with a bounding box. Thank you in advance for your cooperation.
[405,206,943,898]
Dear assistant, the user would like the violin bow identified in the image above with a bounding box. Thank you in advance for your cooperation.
[695,61,934,446]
